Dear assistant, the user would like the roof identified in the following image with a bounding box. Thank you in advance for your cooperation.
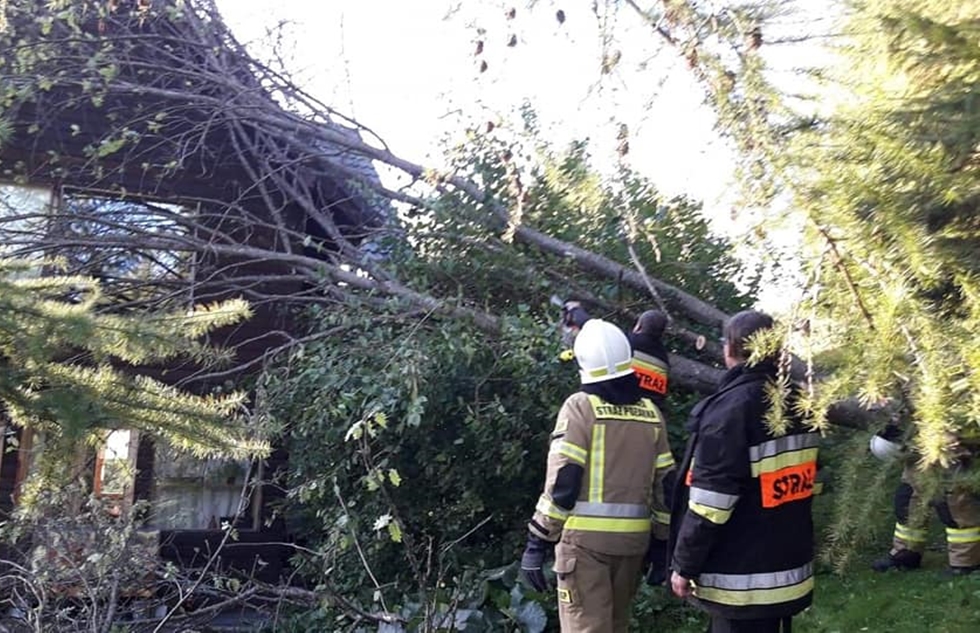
[0,0,389,241]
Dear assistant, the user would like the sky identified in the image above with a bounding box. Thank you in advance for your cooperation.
[216,0,731,202]
[214,0,837,312]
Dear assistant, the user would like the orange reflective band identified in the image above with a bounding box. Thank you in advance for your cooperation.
[634,365,668,394]
[760,461,816,508]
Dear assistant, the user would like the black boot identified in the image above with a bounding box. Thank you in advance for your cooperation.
[871,550,922,572]
[943,563,980,577]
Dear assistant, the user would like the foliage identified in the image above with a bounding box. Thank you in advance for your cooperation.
[430,120,758,327]
[788,1,980,467]
[261,125,756,628]
[266,307,566,596]
[0,487,160,632]
[0,258,267,495]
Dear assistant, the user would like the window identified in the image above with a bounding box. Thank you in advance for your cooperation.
[93,430,136,507]
[149,442,259,531]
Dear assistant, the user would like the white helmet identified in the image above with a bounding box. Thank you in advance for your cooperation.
[574,319,634,384]
[870,434,903,461]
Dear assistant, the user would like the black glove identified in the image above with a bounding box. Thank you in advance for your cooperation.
[645,538,668,586]
[521,534,555,593]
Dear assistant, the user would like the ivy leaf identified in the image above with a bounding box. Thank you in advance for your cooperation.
[388,468,401,487]
[387,520,403,543]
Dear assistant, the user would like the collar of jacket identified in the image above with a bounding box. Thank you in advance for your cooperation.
[685,360,778,432]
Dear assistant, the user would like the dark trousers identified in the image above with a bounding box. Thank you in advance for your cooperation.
[709,616,792,633]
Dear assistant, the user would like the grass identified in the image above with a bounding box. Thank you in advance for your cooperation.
[629,453,980,633]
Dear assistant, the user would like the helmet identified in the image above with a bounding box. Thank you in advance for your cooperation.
[574,319,634,384]
[870,434,903,461]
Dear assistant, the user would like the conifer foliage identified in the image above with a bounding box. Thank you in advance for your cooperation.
[791,1,980,466]
[0,259,265,492]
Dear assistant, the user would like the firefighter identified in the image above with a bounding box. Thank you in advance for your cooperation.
[558,300,592,362]
[628,309,674,586]
[669,310,817,633]
[628,309,670,408]
[870,426,980,575]
[521,318,676,632]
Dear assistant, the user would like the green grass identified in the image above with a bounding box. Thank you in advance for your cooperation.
[629,453,980,633]
[797,556,980,633]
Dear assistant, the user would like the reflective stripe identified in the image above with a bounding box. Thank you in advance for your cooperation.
[652,510,671,525]
[633,350,669,371]
[694,562,813,607]
[587,395,663,424]
[554,440,588,465]
[564,515,651,533]
[586,360,634,379]
[535,495,569,520]
[895,523,928,543]
[698,562,812,591]
[751,448,819,477]
[589,424,606,503]
[689,501,733,525]
[689,486,739,510]
[749,433,820,461]
[572,501,649,518]
[656,452,676,469]
[946,526,980,544]
[695,577,813,607]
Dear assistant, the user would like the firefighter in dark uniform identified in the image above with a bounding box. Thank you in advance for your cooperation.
[669,310,817,633]
[628,309,670,408]
[628,309,674,585]
[870,426,980,575]
[521,319,676,632]
[558,300,592,362]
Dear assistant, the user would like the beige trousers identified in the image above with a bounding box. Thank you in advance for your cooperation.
[553,542,645,633]
[892,465,980,567]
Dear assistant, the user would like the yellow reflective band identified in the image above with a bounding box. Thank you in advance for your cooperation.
[689,501,733,525]
[589,424,606,503]
[564,516,652,533]
[587,360,634,378]
[656,452,676,469]
[946,526,980,544]
[652,510,671,525]
[694,577,813,607]
[556,440,588,465]
[535,496,569,521]
[894,523,928,543]
[750,448,820,477]
[587,395,662,424]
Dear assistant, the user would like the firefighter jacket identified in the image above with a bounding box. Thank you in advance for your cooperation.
[628,331,670,408]
[668,361,818,621]
[528,391,676,556]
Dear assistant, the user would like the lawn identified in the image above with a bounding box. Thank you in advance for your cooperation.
[630,459,980,633]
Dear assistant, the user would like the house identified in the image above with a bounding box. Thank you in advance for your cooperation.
[0,0,389,581]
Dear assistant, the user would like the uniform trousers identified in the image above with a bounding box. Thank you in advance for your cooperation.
[554,541,645,633]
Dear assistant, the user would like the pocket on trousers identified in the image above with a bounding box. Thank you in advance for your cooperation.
[553,556,576,605]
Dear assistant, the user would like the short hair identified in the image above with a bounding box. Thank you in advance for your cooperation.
[722,310,775,362]
[635,310,668,337]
